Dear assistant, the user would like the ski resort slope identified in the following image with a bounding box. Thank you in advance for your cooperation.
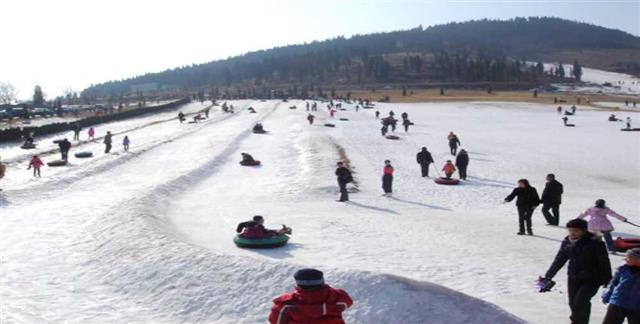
[543,63,640,96]
[1,99,639,323]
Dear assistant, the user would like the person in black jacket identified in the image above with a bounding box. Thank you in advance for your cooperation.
[504,179,540,235]
[541,218,612,324]
[455,149,469,180]
[56,138,71,161]
[335,162,352,202]
[541,174,564,226]
[416,147,434,177]
[447,132,461,155]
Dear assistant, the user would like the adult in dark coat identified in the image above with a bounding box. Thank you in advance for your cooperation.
[455,149,469,180]
[335,162,352,202]
[542,219,612,324]
[447,132,461,155]
[103,131,113,153]
[416,147,434,177]
[541,174,564,226]
[57,138,71,161]
[504,179,540,235]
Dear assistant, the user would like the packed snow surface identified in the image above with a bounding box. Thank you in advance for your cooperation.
[1,99,639,323]
[542,63,640,96]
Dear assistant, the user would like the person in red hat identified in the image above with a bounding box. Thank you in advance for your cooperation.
[269,268,353,324]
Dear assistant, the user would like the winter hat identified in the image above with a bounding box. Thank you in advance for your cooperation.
[627,248,640,260]
[294,268,324,289]
[595,199,606,208]
[566,218,588,231]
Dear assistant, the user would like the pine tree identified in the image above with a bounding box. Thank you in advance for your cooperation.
[33,85,44,106]
[572,59,582,81]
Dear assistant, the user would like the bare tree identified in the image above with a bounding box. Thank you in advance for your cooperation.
[0,81,19,104]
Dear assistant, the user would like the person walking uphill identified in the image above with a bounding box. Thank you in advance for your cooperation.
[504,179,540,235]
[382,160,394,196]
[122,136,130,151]
[602,248,640,324]
[269,268,353,324]
[104,131,113,153]
[28,155,44,177]
[540,219,612,324]
[541,174,563,226]
[335,162,352,202]
[455,149,469,180]
[577,199,629,253]
[416,147,434,177]
[447,132,461,156]
[88,127,95,141]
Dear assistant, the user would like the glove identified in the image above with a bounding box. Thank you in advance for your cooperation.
[537,276,556,293]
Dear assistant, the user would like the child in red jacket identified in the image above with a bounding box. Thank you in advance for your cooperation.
[28,155,44,177]
[269,269,353,324]
[442,160,456,179]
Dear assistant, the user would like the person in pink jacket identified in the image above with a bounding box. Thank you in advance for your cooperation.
[27,155,44,177]
[577,199,629,253]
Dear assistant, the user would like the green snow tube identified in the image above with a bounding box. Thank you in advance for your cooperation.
[74,151,93,158]
[233,235,290,249]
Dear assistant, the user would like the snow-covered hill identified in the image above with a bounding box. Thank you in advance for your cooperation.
[1,99,638,323]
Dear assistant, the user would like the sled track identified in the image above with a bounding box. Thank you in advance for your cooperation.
[7,101,254,199]
[70,100,523,323]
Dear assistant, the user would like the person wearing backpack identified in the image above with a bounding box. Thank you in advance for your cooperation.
[335,162,352,202]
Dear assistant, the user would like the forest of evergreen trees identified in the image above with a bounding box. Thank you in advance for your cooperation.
[82,17,640,98]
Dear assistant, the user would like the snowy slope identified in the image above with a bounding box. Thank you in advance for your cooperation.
[542,63,640,96]
[2,99,639,323]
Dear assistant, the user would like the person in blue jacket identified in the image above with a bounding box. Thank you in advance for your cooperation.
[602,247,640,324]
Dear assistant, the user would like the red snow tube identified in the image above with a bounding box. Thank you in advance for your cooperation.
[240,160,261,166]
[614,237,640,252]
[434,177,460,185]
[385,135,400,140]
[47,160,68,167]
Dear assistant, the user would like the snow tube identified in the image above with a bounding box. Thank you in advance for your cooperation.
[324,123,336,127]
[74,151,93,158]
[240,160,261,166]
[252,129,267,134]
[20,143,36,149]
[614,237,640,252]
[233,235,289,249]
[385,135,400,140]
[289,106,297,109]
[621,128,640,132]
[564,124,576,127]
[47,160,68,167]
[339,118,349,121]
[434,177,460,185]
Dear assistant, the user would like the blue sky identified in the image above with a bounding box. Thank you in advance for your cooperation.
[1,0,638,99]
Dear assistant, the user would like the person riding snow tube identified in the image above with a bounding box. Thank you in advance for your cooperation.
[234,216,291,249]
[74,151,93,158]
[253,123,266,134]
[47,160,68,167]
[240,153,261,166]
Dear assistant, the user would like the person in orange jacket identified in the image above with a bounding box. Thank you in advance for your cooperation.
[269,268,353,324]
[27,155,44,177]
[442,160,456,179]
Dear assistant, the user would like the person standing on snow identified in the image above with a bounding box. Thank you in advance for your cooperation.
[335,162,352,202]
[541,174,563,226]
[577,199,629,253]
[178,112,185,123]
[268,268,353,324]
[626,117,633,130]
[88,127,95,141]
[307,114,315,125]
[56,138,71,161]
[122,136,130,151]
[382,160,394,196]
[27,155,44,177]
[72,123,81,141]
[504,179,540,235]
[375,111,380,119]
[455,149,469,180]
[447,132,461,155]
[402,118,411,132]
[416,147,434,177]
[540,218,612,324]
[602,248,640,324]
[104,131,113,153]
